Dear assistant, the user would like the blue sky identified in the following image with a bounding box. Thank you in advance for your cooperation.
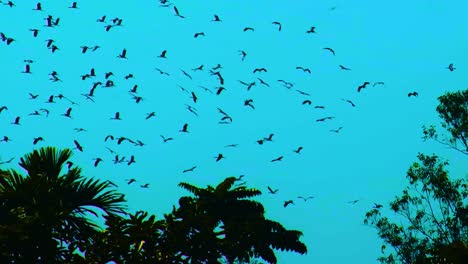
[0,0,467,263]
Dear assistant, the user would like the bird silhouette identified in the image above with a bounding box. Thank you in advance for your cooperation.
[160,135,174,142]
[33,2,42,11]
[284,200,294,207]
[341,99,356,107]
[117,48,127,59]
[272,21,282,31]
[173,6,184,18]
[296,66,311,73]
[408,92,419,97]
[306,26,316,33]
[62,107,73,118]
[357,82,370,92]
[73,140,83,152]
[271,156,283,162]
[238,50,247,61]
[243,27,254,32]
[330,127,343,133]
[447,63,455,71]
[183,166,197,173]
[253,68,267,74]
[127,155,136,165]
[69,2,78,9]
[140,183,149,188]
[302,100,312,105]
[373,203,383,209]
[339,65,351,70]
[145,112,156,120]
[293,146,303,154]
[29,29,39,37]
[22,64,32,74]
[323,47,335,55]
[298,196,314,201]
[214,153,225,162]
[244,99,255,109]
[267,186,279,194]
[212,14,221,22]
[157,50,167,58]
[194,32,205,38]
[93,158,103,167]
[180,123,189,133]
[32,137,44,145]
[126,178,136,185]
[11,117,20,125]
[110,112,121,120]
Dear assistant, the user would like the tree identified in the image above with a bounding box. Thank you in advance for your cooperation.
[422,89,468,155]
[169,176,307,263]
[0,147,126,263]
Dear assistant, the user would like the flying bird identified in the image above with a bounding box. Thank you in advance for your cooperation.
[298,196,314,201]
[110,112,122,120]
[244,99,255,109]
[194,32,205,38]
[173,6,184,18]
[267,186,278,194]
[339,65,351,70]
[293,146,303,154]
[33,137,44,145]
[243,27,254,32]
[157,50,167,58]
[179,123,189,133]
[341,99,355,107]
[447,63,455,71]
[212,14,221,22]
[117,48,127,59]
[357,82,370,92]
[183,166,197,173]
[323,47,335,55]
[73,140,83,152]
[271,156,283,162]
[296,66,311,73]
[272,21,282,31]
[408,92,419,97]
[284,200,294,208]
[306,26,316,33]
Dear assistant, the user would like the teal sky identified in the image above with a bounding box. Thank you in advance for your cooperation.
[1,1,467,263]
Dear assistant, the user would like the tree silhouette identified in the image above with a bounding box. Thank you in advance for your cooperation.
[0,147,126,263]
[364,154,468,263]
[422,89,468,155]
[170,176,307,263]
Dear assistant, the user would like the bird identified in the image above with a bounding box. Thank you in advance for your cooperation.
[306,26,316,33]
[62,108,73,118]
[272,21,282,31]
[140,183,149,188]
[194,32,205,38]
[96,15,106,22]
[124,73,134,79]
[298,196,314,201]
[33,137,44,145]
[22,64,32,74]
[127,155,136,165]
[93,158,103,167]
[69,2,78,9]
[11,117,20,125]
[296,66,311,73]
[264,133,274,142]
[244,99,255,109]
[293,147,303,154]
[126,178,136,185]
[284,200,294,208]
[73,140,83,152]
[373,82,385,87]
[0,106,8,113]
[271,156,283,162]
[29,93,39,99]
[212,14,221,22]
[160,135,174,143]
[29,29,39,37]
[330,127,343,133]
[145,112,156,120]
[408,92,419,97]
[214,153,225,162]
[155,68,169,75]
[157,50,167,58]
[192,65,203,71]
[183,166,197,173]
[302,100,312,105]
[348,200,359,204]
[238,50,247,61]
[373,203,383,209]
[179,123,189,133]
[110,112,121,120]
[117,48,127,59]
[243,27,254,32]
[190,92,198,103]
[33,2,42,11]
[173,6,184,18]
[323,47,335,55]
[357,82,370,92]
[267,186,278,194]
[253,68,267,74]
[257,78,270,87]
[447,63,455,71]
[341,99,356,107]
[224,144,238,148]
[339,65,351,70]
[181,70,192,80]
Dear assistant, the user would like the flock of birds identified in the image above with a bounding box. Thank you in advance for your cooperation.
[0,1,458,210]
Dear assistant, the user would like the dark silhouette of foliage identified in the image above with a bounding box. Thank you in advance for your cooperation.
[364,153,468,263]
[422,89,468,155]
[0,147,126,263]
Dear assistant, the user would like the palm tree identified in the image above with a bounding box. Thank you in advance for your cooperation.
[171,177,307,264]
[0,147,126,263]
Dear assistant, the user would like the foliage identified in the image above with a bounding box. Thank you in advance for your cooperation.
[0,147,126,263]
[422,89,468,155]
[364,153,468,263]
[1,147,307,263]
